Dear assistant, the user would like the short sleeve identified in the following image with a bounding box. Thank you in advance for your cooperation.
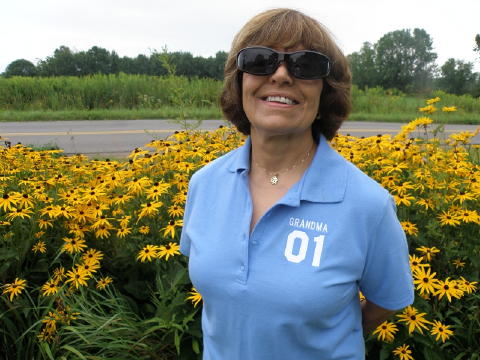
[359,196,414,310]
[179,175,196,257]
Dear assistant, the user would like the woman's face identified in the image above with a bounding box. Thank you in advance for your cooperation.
[241,45,324,138]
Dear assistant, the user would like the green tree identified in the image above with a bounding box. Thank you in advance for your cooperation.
[3,59,37,77]
[374,29,437,92]
[347,42,377,89]
[437,58,478,95]
[37,46,80,76]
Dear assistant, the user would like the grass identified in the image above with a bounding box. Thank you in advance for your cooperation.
[1,108,479,124]
[0,106,222,122]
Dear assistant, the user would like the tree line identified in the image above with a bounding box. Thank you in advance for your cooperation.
[3,30,480,96]
[3,46,228,80]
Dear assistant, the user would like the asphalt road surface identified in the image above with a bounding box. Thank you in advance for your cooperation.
[1,119,479,157]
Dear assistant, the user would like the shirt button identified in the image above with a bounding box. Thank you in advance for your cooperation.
[240,265,245,271]
[252,240,258,245]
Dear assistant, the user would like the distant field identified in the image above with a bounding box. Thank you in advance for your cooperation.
[1,74,479,123]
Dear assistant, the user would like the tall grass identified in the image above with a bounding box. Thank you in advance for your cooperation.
[0,74,222,111]
[1,75,479,123]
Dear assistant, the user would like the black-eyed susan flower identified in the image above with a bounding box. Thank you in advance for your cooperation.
[409,254,429,273]
[392,344,414,360]
[139,225,150,235]
[65,267,90,289]
[186,287,202,307]
[41,279,59,296]
[162,219,183,238]
[457,277,477,294]
[81,248,104,264]
[137,244,160,262]
[158,242,181,260]
[117,227,132,238]
[452,259,465,269]
[396,306,431,334]
[416,246,440,262]
[433,278,463,302]
[372,321,398,342]
[0,192,18,212]
[413,267,438,295]
[2,278,27,301]
[32,240,47,254]
[62,237,87,254]
[137,201,163,221]
[400,221,418,236]
[437,210,461,226]
[430,320,453,343]
[96,276,113,290]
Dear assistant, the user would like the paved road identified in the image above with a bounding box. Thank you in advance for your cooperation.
[1,119,479,157]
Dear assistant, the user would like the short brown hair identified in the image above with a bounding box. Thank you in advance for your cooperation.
[220,8,351,141]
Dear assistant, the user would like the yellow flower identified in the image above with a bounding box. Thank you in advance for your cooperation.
[416,246,440,262]
[96,276,113,290]
[430,320,453,343]
[452,259,465,269]
[81,248,104,264]
[437,210,461,226]
[62,237,87,254]
[137,201,163,221]
[426,96,441,105]
[433,278,463,302]
[400,221,418,236]
[396,306,431,334]
[441,106,457,112]
[158,242,181,260]
[117,227,132,238]
[41,279,59,296]
[186,287,203,307]
[372,321,398,342]
[2,278,27,301]
[161,219,183,238]
[392,344,414,360]
[32,240,47,254]
[139,225,150,235]
[419,104,437,114]
[409,254,429,273]
[65,267,90,289]
[0,192,18,212]
[137,244,160,262]
[457,277,477,294]
[413,267,438,295]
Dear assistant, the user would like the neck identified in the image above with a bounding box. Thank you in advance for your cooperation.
[249,130,317,187]
[250,130,316,174]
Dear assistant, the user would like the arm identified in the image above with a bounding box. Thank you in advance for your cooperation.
[361,298,395,334]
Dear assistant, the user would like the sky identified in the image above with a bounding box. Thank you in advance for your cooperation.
[1,0,479,73]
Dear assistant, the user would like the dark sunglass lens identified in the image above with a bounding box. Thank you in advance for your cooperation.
[238,48,278,75]
[289,52,330,79]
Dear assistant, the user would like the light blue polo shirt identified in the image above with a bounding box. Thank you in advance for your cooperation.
[180,134,414,360]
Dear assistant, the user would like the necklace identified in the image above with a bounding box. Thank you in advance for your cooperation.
[253,142,315,185]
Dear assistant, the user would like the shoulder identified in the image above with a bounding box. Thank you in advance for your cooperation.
[342,157,394,215]
[188,146,241,189]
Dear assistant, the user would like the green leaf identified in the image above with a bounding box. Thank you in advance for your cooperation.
[192,339,200,354]
[61,345,88,360]
[40,342,55,360]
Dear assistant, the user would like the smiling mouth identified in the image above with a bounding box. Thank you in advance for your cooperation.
[262,95,299,105]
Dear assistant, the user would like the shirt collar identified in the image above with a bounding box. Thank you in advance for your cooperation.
[227,134,347,203]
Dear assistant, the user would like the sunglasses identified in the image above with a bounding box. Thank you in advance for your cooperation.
[236,46,331,80]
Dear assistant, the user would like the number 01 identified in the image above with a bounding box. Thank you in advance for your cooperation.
[284,230,325,267]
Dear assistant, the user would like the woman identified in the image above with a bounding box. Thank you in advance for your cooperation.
[180,8,413,360]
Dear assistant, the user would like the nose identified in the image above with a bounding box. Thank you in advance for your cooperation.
[269,61,293,84]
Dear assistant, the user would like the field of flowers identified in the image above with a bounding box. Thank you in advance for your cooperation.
[1,99,479,359]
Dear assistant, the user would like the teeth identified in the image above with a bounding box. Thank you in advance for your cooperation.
[266,96,296,105]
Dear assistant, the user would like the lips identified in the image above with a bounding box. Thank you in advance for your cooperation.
[261,94,299,105]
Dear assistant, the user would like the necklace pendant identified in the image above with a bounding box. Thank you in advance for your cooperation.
[270,175,279,185]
